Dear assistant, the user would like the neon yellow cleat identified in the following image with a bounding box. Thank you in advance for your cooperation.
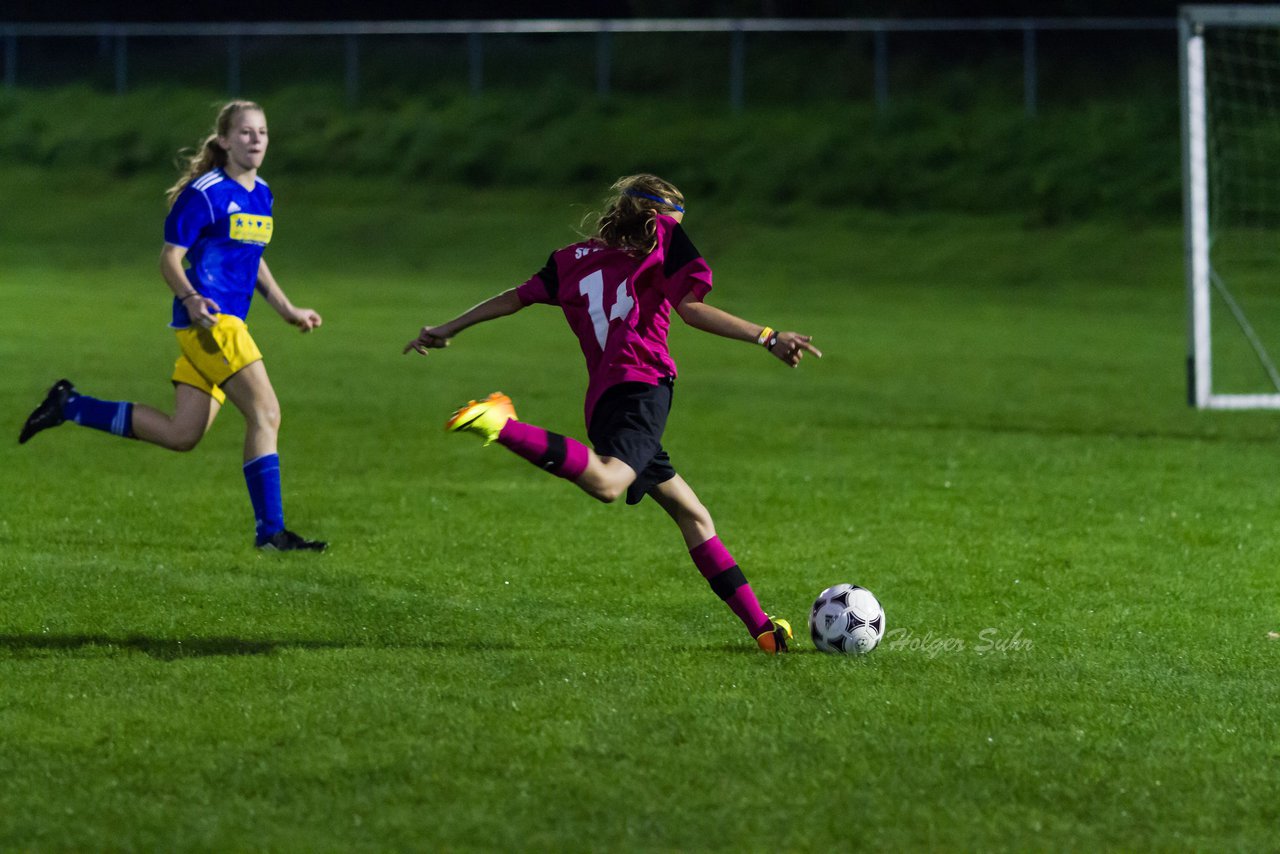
[445,392,517,445]
[755,616,792,655]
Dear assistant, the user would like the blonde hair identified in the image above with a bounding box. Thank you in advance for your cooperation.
[590,174,686,256]
[166,100,264,206]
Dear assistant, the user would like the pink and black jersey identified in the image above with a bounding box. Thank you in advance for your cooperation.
[515,214,713,425]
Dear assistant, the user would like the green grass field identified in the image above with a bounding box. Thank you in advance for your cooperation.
[2,165,1278,851]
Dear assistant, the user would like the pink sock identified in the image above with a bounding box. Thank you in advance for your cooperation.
[497,420,590,481]
[689,536,771,637]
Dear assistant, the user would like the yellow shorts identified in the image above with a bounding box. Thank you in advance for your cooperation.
[171,315,263,405]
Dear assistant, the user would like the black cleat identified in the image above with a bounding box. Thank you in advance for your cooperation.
[19,379,75,444]
[256,529,328,552]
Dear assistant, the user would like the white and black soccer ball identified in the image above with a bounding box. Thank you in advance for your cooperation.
[809,584,885,654]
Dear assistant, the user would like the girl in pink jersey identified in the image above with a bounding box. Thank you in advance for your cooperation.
[404,174,821,654]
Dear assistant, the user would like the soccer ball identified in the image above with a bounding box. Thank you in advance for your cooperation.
[809,584,885,654]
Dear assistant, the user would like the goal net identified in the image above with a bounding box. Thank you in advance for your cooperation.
[1182,5,1280,408]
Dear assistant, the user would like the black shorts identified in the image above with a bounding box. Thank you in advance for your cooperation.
[587,379,677,505]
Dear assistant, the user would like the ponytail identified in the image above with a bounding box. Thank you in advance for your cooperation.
[589,174,686,256]
[165,100,262,206]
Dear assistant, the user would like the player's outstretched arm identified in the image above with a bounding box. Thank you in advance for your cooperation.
[675,293,822,368]
[404,288,526,355]
[256,259,322,332]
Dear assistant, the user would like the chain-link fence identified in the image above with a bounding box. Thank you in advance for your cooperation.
[2,18,1176,114]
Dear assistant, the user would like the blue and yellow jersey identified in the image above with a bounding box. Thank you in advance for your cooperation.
[164,168,274,328]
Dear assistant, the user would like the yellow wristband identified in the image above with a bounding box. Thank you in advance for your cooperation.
[756,326,775,347]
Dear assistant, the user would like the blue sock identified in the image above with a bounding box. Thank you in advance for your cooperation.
[64,393,134,438]
[243,453,285,542]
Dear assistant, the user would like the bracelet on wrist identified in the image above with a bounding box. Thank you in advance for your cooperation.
[180,292,200,302]
[756,326,775,347]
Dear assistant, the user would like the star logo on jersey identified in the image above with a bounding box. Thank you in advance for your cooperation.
[229,214,273,245]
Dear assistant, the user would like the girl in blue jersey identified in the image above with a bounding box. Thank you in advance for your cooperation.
[19,100,327,551]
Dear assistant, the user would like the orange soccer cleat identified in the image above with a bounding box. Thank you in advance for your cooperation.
[755,616,793,655]
[445,392,517,446]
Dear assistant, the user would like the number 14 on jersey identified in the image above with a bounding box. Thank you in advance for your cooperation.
[578,270,635,350]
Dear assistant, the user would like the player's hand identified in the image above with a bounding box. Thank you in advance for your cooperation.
[403,326,451,355]
[288,307,323,333]
[185,295,222,330]
[768,332,822,367]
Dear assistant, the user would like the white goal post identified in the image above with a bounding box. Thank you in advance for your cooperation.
[1182,5,1280,408]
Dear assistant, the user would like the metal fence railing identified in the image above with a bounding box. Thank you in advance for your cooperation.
[1,18,1177,114]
